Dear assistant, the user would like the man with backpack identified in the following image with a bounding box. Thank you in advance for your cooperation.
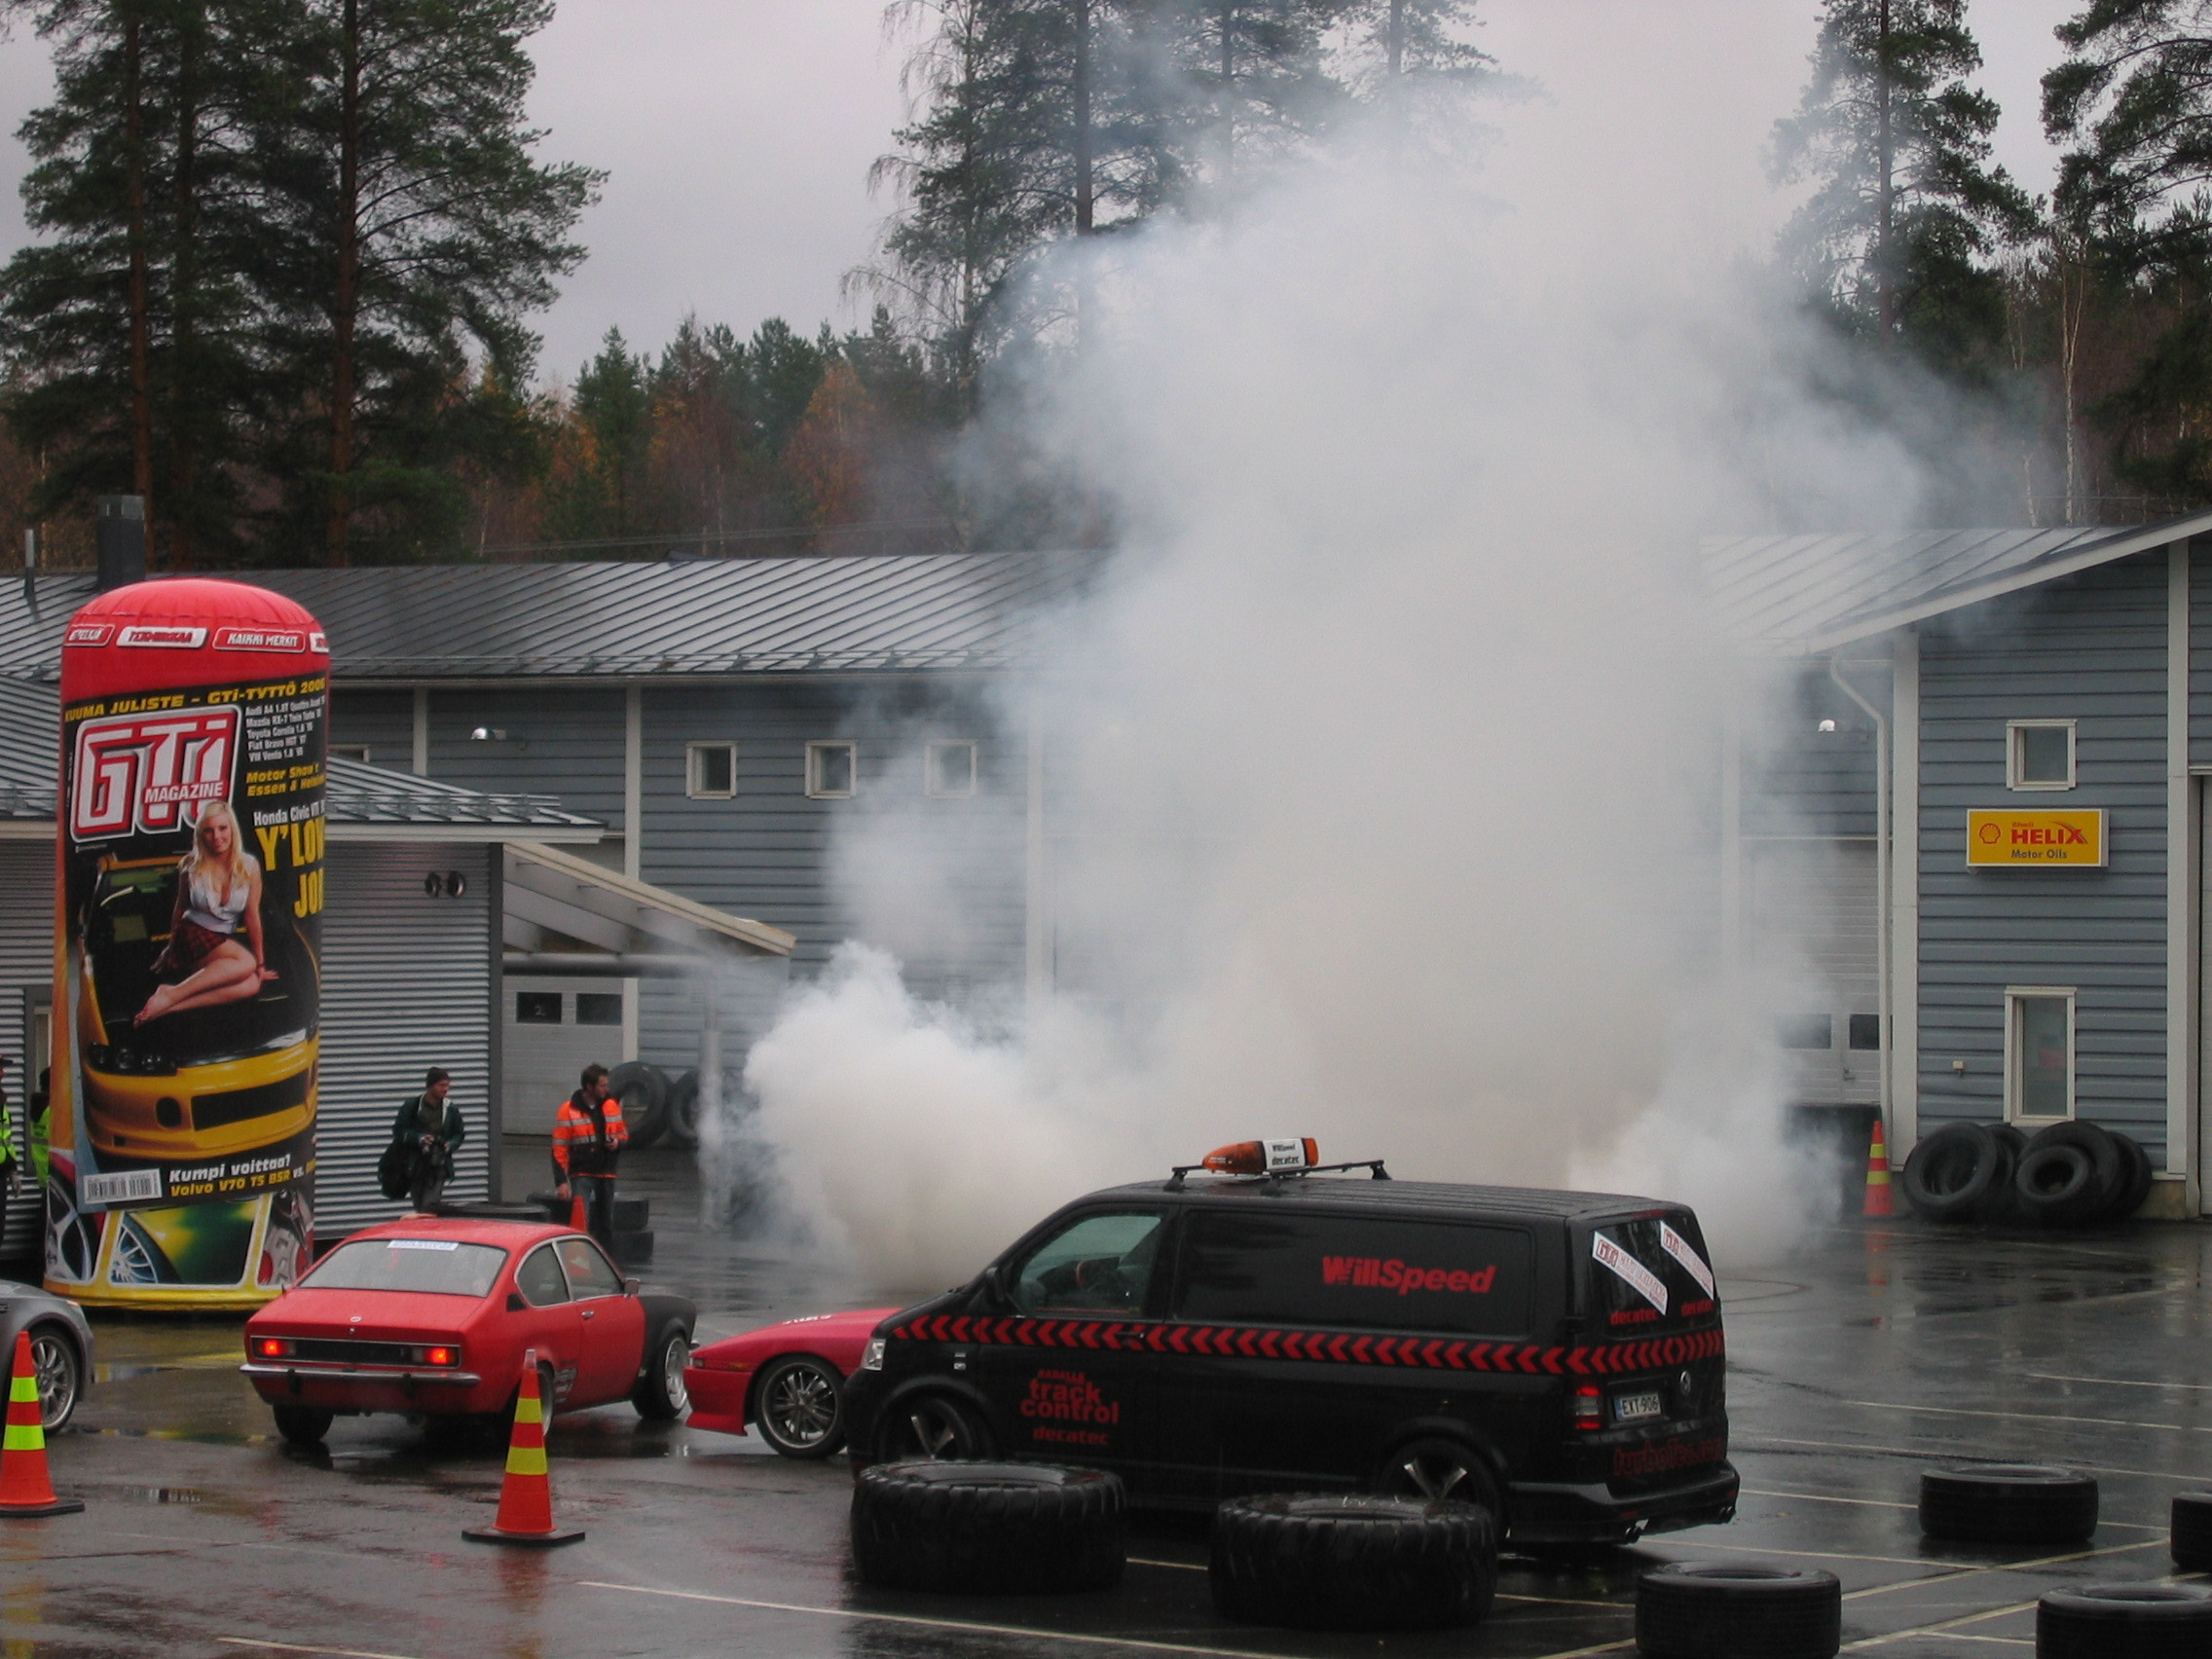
[385,1068,465,1213]
[553,1062,627,1246]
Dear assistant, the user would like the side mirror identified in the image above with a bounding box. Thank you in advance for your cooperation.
[506,1292,527,1312]
[623,1277,642,1297]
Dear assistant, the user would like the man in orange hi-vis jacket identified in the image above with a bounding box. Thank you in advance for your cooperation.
[552,1062,628,1246]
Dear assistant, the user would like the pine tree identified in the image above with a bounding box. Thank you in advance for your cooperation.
[1771,0,2034,368]
[1161,0,1346,193]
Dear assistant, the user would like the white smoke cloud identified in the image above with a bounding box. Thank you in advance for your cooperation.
[740,43,1925,1291]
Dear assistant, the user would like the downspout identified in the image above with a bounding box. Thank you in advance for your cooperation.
[1829,655,1891,1128]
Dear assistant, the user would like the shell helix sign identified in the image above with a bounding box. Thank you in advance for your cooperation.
[1967,808,2107,867]
[47,578,328,1309]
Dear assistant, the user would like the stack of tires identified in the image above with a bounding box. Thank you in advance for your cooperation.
[1899,1120,2153,1227]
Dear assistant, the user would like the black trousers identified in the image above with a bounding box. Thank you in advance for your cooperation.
[572,1172,616,1245]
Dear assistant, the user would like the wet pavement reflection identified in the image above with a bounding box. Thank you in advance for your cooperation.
[10,1164,2212,1656]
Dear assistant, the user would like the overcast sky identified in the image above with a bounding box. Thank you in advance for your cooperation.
[0,0,2090,381]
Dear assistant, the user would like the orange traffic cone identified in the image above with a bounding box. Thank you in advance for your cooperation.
[1862,1118,1895,1218]
[0,1330,83,1518]
[464,1348,581,1547]
[570,1194,586,1232]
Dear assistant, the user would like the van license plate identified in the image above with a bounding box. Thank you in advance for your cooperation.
[1615,1391,1663,1423]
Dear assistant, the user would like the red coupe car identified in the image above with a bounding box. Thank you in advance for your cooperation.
[684,1307,896,1457]
[241,1216,696,1444]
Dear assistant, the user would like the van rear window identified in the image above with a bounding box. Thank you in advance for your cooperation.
[1174,1210,1532,1336]
[1585,1217,1716,1329]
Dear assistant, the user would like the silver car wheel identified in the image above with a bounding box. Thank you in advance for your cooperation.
[763,1361,838,1451]
[662,1336,689,1414]
[29,1328,79,1431]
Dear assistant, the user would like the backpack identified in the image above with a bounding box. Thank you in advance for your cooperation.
[376,1137,412,1201]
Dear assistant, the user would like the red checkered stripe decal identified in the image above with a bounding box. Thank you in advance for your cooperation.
[887,1314,1723,1375]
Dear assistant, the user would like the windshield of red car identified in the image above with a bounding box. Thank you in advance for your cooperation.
[301,1238,507,1298]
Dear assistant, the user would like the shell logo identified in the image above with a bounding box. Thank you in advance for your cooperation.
[1978,822,2003,844]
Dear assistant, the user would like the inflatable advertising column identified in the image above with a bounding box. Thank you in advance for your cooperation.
[48,579,328,1308]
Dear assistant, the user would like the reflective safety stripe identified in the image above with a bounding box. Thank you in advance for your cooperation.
[3,1422,44,1452]
[513,1395,542,1426]
[504,1445,548,1478]
[8,1374,37,1405]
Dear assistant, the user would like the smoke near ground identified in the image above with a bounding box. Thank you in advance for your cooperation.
[740,45,1944,1293]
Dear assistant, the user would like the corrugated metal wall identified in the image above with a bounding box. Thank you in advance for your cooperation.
[1746,841,1880,1106]
[1915,553,2169,1156]
[330,690,415,768]
[0,842,49,1262]
[315,843,493,1235]
[423,688,627,829]
[1745,663,1884,838]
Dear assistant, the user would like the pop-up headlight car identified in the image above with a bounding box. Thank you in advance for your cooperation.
[839,1139,1737,1547]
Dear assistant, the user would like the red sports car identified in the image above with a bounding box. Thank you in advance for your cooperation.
[241,1216,696,1445]
[684,1307,896,1457]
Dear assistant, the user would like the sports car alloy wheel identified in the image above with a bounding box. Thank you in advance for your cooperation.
[46,1177,99,1284]
[755,1356,842,1457]
[29,1328,80,1431]
[661,1336,689,1414]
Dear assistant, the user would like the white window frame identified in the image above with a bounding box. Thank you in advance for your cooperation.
[685,741,737,799]
[806,741,858,799]
[2005,984,2077,1124]
[329,745,371,763]
[2007,719,2077,791]
[925,739,978,798]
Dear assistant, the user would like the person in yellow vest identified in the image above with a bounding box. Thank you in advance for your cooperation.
[552,1063,627,1247]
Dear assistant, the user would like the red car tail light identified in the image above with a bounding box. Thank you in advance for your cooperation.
[1572,1383,1604,1431]
[252,1337,293,1359]
[411,1345,461,1367]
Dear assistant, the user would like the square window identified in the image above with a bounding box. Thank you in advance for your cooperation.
[2008,989,2074,1120]
[574,992,622,1026]
[926,740,977,798]
[1778,1014,1831,1051]
[686,742,736,798]
[1847,1014,1882,1051]
[2008,721,2076,790]
[807,741,856,799]
[515,992,562,1024]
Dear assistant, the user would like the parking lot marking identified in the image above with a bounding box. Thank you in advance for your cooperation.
[2027,1371,2212,1392]
[219,1640,422,1659]
[1746,1432,2212,1483]
[580,1579,1324,1658]
[1740,1486,1915,1510]
[1839,1397,2211,1436]
[1836,1597,2039,1650]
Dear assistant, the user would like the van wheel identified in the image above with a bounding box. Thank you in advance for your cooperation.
[1211,1493,1497,1630]
[873,1392,990,1462]
[852,1461,1124,1593]
[1920,1465,2098,1544]
[272,1405,335,1445]
[1636,1562,1840,1659]
[1376,1437,1504,1523]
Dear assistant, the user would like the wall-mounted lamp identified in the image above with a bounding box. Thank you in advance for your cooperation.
[469,726,505,742]
[424,870,468,899]
[1817,719,1838,733]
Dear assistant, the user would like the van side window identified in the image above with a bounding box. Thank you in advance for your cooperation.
[1174,1211,1533,1336]
[1012,1211,1164,1315]
[516,1244,569,1307]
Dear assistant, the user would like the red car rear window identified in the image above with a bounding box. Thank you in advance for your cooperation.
[302,1238,507,1298]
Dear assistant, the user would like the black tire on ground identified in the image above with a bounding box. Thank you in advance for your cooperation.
[272,1404,335,1445]
[2026,1121,2125,1222]
[753,1354,847,1458]
[2015,1143,2107,1227]
[1373,1437,1505,1522]
[1635,1562,1841,1659]
[610,1229,654,1262]
[631,1322,691,1420]
[662,1070,701,1150]
[2038,1583,2212,1659]
[1982,1124,2029,1223]
[2172,1493,2212,1570]
[2102,1131,2155,1223]
[1919,1465,2098,1544]
[871,1390,992,1462]
[610,1197,649,1231]
[851,1461,1124,1594]
[608,1061,670,1150]
[1210,1493,1497,1631]
[1899,1124,2007,1223]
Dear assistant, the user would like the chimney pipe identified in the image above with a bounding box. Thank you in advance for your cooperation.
[95,495,145,591]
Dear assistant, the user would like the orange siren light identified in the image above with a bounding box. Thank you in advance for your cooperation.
[1201,1137,1319,1175]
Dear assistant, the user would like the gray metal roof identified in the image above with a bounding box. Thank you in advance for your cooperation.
[0,674,600,834]
[1704,511,2212,652]
[0,553,1081,682]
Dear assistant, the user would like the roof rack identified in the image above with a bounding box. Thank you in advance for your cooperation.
[1165,1158,1390,1192]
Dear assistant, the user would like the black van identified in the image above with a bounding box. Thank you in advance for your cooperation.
[841,1161,1738,1544]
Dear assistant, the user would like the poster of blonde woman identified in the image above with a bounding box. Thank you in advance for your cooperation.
[50,578,328,1309]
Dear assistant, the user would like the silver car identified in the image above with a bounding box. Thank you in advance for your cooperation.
[0,1277,93,1430]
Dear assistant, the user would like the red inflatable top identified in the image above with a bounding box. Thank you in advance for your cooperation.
[60,578,328,700]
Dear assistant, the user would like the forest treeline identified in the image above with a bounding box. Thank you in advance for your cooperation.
[5,0,2212,566]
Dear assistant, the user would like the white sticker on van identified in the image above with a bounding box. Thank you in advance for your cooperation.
[1593,1234,1668,1315]
[1658,1223,1714,1297]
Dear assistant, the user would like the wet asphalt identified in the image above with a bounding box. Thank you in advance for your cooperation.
[8,1150,2212,1658]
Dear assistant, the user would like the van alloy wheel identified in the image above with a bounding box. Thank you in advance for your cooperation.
[879,1393,988,1462]
[1379,1438,1503,1522]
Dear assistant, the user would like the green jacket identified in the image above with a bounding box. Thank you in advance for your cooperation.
[391,1094,464,1150]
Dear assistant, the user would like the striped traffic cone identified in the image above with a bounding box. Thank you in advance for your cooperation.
[570,1194,586,1232]
[463,1348,581,1547]
[0,1330,83,1518]
[1862,1118,1895,1218]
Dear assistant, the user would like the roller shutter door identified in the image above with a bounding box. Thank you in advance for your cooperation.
[0,843,50,1263]
[314,844,492,1235]
[1746,839,1881,1106]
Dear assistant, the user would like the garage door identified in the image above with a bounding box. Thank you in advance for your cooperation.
[503,977,627,1135]
[1746,839,1881,1106]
